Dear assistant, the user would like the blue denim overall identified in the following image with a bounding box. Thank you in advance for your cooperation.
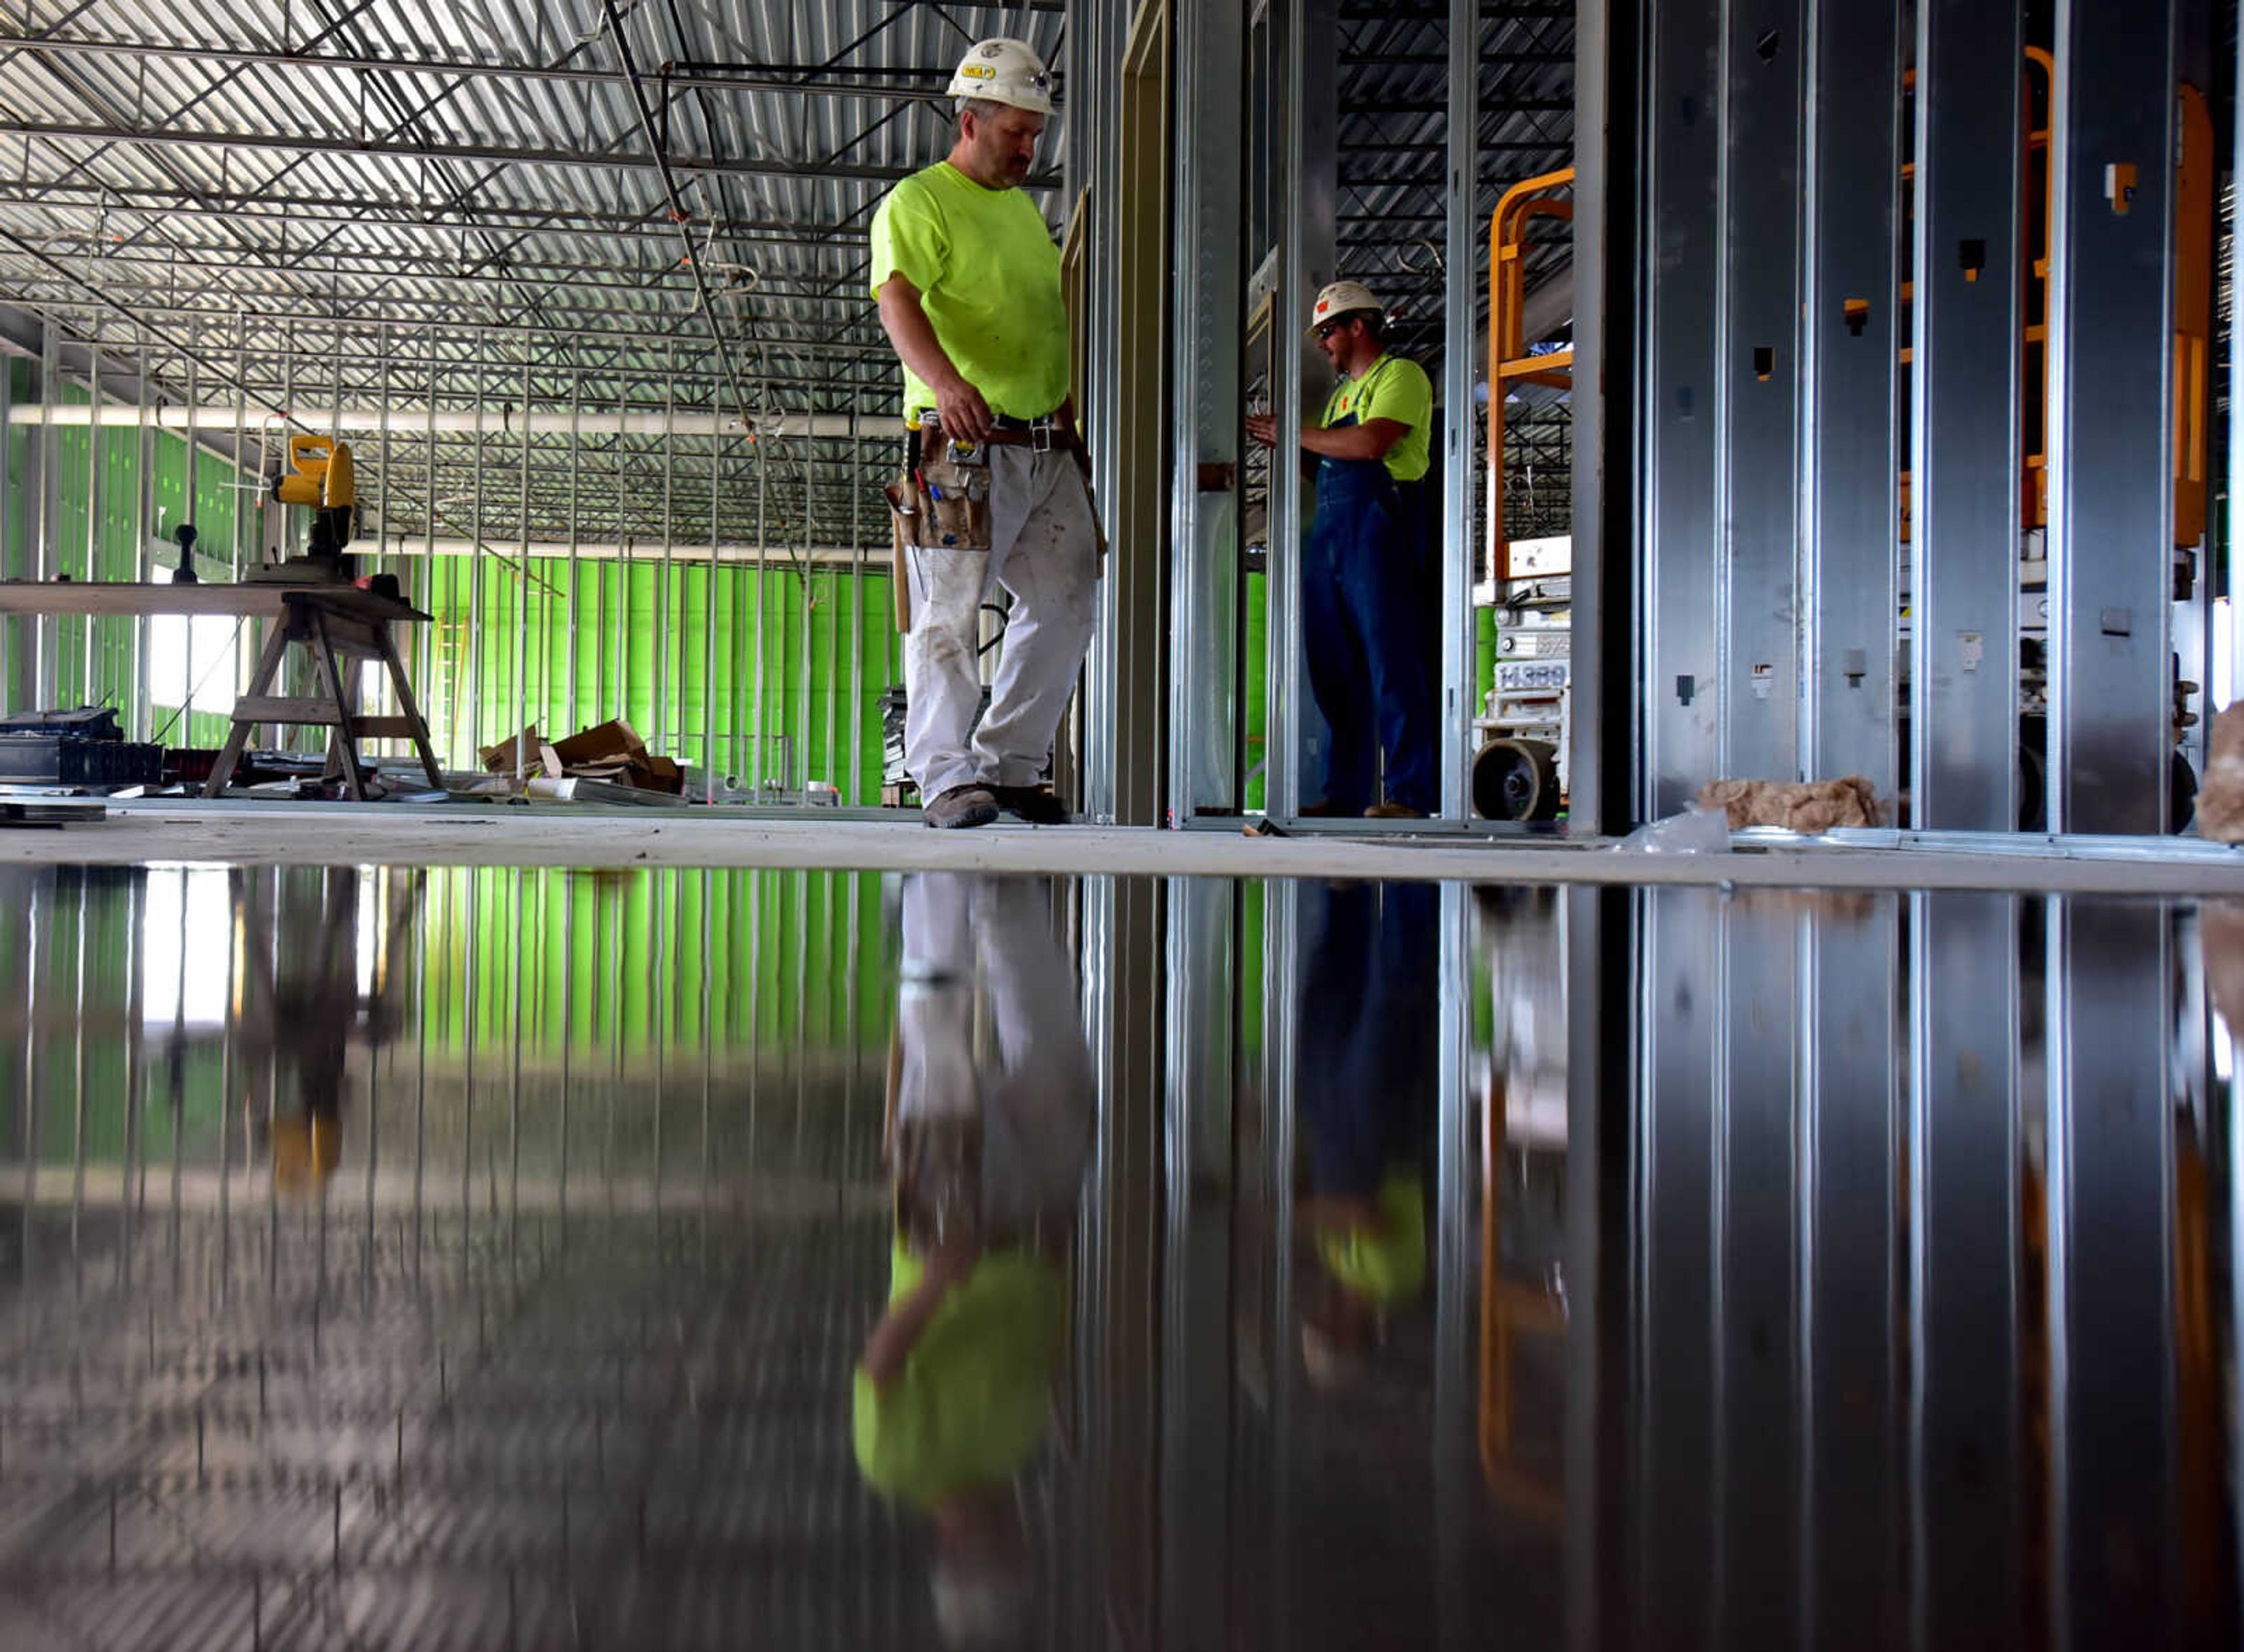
[1301,361,1438,815]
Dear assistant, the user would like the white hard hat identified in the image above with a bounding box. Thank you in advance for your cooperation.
[948,39,1055,117]
[1309,279,1384,333]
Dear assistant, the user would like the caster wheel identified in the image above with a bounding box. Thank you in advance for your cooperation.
[1473,737,1560,822]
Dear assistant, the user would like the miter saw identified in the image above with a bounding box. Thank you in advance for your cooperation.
[248,432,360,583]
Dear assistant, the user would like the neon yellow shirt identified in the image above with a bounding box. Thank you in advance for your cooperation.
[1317,1168,1428,1305]
[868,162,1072,421]
[1320,352,1434,483]
[853,1238,1065,1506]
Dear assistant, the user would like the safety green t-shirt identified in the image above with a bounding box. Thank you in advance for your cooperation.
[852,1238,1065,1507]
[1320,352,1434,483]
[1316,1167,1428,1306]
[868,162,1072,422]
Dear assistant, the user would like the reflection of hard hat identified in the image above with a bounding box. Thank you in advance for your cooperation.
[947,39,1055,117]
[1300,1319,1369,1393]
[933,1557,1032,1649]
[1309,280,1384,333]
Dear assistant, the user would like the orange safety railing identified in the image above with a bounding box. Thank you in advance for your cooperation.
[1900,55,2205,550]
[1487,168,1575,584]
[1478,1077,1566,1520]
[2173,82,2212,549]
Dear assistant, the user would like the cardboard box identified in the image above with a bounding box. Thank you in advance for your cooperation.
[550,719,645,768]
[480,724,562,775]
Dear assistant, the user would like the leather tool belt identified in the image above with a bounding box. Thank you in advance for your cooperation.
[884,452,991,553]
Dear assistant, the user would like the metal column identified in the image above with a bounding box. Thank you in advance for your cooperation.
[1908,891,2025,1648]
[1167,0,1245,821]
[2232,8,2244,699]
[1076,865,1164,1643]
[1075,0,1125,822]
[2045,898,2179,1641]
[1566,0,1638,835]
[1563,884,1628,1646]
[1639,0,1724,816]
[1252,879,1300,1650]
[1801,0,1904,796]
[1632,886,1719,1638]
[1717,0,1808,783]
[0,349,16,708]
[1800,892,1902,1644]
[1714,896,1800,1644]
[1436,0,1480,821]
[1158,877,1235,1642]
[1263,0,1337,824]
[1909,2,2024,830]
[2044,0,2180,832]
[1432,882,1476,1645]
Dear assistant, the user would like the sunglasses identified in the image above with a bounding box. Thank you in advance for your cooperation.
[1314,317,1349,341]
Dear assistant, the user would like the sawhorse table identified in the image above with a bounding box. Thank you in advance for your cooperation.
[0,581,441,799]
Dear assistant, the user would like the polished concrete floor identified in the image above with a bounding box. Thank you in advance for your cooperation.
[0,859,2235,1648]
[8,798,2244,895]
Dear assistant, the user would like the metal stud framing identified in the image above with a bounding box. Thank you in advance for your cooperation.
[1638,0,1726,817]
[1578,884,2221,1643]
[2044,0,2181,833]
[1800,0,1903,795]
[1592,0,2214,838]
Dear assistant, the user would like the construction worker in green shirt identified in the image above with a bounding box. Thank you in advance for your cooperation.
[1248,280,1440,819]
[870,39,1099,832]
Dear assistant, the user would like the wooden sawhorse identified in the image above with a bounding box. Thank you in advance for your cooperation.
[203,587,444,799]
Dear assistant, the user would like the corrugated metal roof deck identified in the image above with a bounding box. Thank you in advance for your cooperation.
[0,0,1569,551]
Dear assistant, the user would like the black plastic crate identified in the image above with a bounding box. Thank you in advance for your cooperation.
[0,735,164,787]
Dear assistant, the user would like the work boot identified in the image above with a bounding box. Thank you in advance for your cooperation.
[923,785,1000,829]
[1363,800,1425,820]
[1297,800,1351,818]
[991,784,1070,825]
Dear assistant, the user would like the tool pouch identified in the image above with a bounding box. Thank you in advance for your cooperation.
[894,455,991,551]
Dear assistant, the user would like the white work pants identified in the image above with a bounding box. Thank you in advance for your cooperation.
[896,873,1093,1234]
[901,447,1100,802]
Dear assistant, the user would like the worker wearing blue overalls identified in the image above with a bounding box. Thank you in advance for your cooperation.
[1248,280,1438,819]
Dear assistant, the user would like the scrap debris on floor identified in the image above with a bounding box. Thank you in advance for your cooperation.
[479,718,685,805]
[0,701,856,811]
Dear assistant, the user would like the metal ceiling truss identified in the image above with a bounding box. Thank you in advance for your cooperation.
[0,0,1570,563]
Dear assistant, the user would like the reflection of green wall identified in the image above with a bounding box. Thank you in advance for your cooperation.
[418,556,899,799]
[418,867,894,1055]
[0,868,223,1164]
[0,866,896,1170]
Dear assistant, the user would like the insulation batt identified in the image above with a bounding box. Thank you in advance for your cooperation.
[2194,701,2244,844]
[1694,775,1885,833]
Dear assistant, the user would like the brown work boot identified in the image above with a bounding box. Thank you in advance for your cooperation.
[923,785,1000,829]
[990,784,1070,825]
[1363,801,1426,819]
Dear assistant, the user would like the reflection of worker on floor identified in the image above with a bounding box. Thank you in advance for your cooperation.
[1294,881,1438,1384]
[232,867,420,1194]
[1247,282,1439,819]
[857,874,1092,1647]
